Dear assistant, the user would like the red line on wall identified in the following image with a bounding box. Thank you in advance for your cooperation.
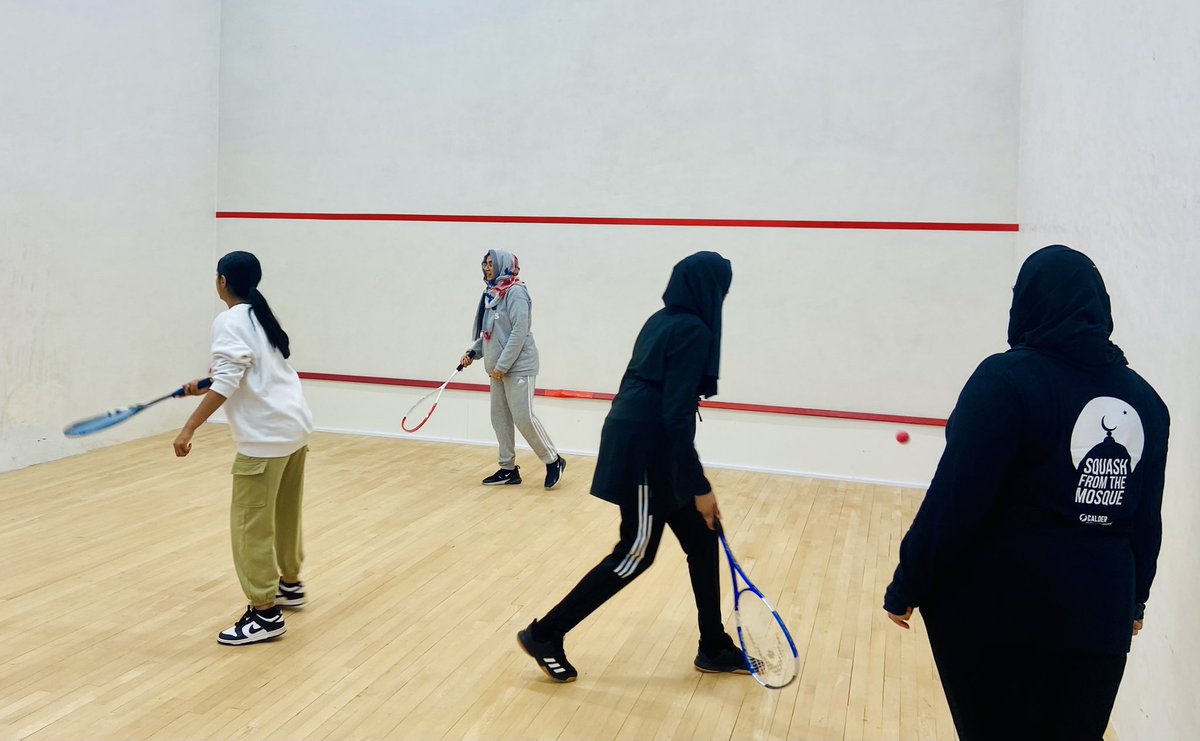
[298,371,949,428]
[217,211,1018,232]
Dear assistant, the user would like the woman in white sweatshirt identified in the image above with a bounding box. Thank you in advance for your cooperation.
[174,251,314,646]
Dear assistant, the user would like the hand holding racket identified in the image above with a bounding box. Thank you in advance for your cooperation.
[63,378,213,437]
[401,365,463,433]
[717,521,800,689]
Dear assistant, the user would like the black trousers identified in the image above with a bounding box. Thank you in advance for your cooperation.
[538,488,725,649]
[924,610,1127,741]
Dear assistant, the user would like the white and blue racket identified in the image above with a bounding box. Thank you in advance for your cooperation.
[717,520,800,689]
[63,378,212,437]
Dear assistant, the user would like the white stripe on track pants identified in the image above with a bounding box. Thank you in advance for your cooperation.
[490,375,558,468]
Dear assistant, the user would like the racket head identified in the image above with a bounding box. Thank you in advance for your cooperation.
[719,526,800,690]
[63,406,144,437]
[400,400,438,432]
[400,368,459,433]
[733,587,800,689]
[62,377,211,438]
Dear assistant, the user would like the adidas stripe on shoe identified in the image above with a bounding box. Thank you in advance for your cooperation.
[517,620,577,683]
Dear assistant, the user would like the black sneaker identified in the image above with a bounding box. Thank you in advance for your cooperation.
[275,580,306,608]
[544,456,567,490]
[517,620,577,683]
[217,605,286,646]
[694,639,754,674]
[483,466,521,486]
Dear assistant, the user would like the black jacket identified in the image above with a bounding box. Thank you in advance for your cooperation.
[590,310,713,512]
[884,246,1170,654]
[590,252,731,513]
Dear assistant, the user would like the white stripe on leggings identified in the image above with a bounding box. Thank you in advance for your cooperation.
[526,380,557,459]
[615,483,651,578]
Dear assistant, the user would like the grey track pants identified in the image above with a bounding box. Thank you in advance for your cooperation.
[490,375,558,468]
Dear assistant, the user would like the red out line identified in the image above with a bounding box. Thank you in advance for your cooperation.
[298,371,949,428]
[216,211,1018,232]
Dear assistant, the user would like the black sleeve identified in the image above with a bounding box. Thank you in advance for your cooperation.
[661,320,713,498]
[1131,408,1169,614]
[883,365,1023,614]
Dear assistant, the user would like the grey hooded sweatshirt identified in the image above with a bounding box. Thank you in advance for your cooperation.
[466,249,540,376]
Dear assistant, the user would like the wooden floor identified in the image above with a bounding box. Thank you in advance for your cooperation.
[0,427,958,741]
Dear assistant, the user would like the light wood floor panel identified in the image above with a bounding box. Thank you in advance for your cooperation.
[0,427,961,740]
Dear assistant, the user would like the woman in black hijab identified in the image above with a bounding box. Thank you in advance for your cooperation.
[883,245,1170,740]
[516,251,749,682]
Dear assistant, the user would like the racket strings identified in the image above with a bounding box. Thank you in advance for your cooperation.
[401,370,459,432]
[736,593,798,688]
[63,407,140,437]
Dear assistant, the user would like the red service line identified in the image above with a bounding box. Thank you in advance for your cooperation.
[216,211,1018,232]
[298,372,948,428]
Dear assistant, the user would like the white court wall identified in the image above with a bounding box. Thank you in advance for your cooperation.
[1018,1,1200,738]
[217,1,1022,486]
[0,2,220,473]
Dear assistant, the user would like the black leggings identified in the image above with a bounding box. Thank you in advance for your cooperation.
[924,611,1127,741]
[538,490,725,649]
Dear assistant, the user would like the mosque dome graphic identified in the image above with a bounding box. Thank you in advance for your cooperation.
[1070,397,1144,515]
[1071,397,1144,471]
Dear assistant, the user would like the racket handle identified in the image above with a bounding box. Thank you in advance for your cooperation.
[173,377,214,398]
[456,364,464,372]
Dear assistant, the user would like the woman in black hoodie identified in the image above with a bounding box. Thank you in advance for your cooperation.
[516,251,748,682]
[884,245,1170,740]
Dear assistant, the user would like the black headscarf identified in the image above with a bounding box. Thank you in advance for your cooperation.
[662,251,733,397]
[1007,245,1127,367]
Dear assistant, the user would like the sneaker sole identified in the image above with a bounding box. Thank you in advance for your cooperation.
[516,633,576,683]
[275,597,306,608]
[218,627,286,646]
[693,663,752,675]
[482,479,522,486]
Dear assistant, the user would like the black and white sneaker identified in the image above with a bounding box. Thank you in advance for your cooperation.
[217,605,286,646]
[275,580,306,608]
[544,456,567,490]
[517,620,577,683]
[694,638,754,674]
[482,466,521,486]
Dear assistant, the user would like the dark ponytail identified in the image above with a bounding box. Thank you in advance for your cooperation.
[217,251,292,359]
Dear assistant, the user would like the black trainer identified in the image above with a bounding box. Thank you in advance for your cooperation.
[275,580,306,608]
[217,605,286,646]
[544,456,567,490]
[482,466,521,486]
[517,620,577,683]
[694,638,755,674]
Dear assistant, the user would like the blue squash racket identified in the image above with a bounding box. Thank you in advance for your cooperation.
[63,378,212,437]
[717,520,800,689]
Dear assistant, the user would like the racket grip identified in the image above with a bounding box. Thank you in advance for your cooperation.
[174,377,214,398]
[456,364,464,372]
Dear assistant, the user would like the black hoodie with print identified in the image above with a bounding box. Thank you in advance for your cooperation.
[883,246,1169,654]
[590,252,733,515]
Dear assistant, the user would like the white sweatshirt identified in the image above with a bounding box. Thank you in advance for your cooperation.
[209,303,313,458]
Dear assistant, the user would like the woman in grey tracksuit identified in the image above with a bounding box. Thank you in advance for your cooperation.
[460,249,566,489]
